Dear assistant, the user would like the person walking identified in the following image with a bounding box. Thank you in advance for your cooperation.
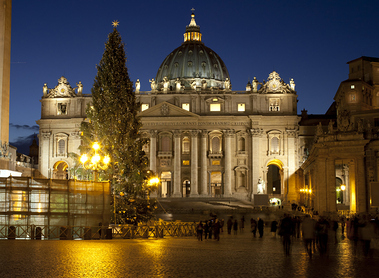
[233,219,238,235]
[271,219,278,238]
[240,216,245,232]
[204,221,209,240]
[279,214,293,256]
[315,216,329,256]
[197,221,204,241]
[301,215,316,258]
[251,218,257,238]
[258,217,264,238]
[213,218,221,241]
[227,217,233,235]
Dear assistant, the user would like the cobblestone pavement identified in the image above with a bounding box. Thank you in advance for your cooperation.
[0,228,378,278]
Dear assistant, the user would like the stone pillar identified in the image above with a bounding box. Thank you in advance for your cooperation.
[200,130,208,196]
[172,130,182,197]
[355,156,367,213]
[326,158,336,213]
[39,131,51,178]
[0,0,11,145]
[223,130,234,197]
[250,128,262,197]
[190,130,199,196]
[149,130,157,173]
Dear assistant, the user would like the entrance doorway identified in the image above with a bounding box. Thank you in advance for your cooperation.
[53,161,68,179]
[210,171,222,197]
[182,180,190,197]
[160,171,171,197]
[266,159,283,194]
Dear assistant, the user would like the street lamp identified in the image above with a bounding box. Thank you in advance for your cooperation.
[80,142,110,181]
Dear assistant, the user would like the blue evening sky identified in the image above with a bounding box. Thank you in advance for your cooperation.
[9,0,379,151]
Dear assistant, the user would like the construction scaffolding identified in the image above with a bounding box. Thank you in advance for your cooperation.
[0,177,111,227]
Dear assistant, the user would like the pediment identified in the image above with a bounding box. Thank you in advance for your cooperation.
[139,102,199,118]
[45,76,76,98]
[258,71,294,94]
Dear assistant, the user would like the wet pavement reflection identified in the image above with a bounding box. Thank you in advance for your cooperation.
[0,229,378,277]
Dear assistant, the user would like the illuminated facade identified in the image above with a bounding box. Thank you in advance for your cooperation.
[299,56,379,214]
[37,13,379,214]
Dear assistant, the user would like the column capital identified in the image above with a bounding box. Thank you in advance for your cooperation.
[223,129,235,137]
[249,128,263,137]
[149,130,158,138]
[173,130,182,138]
[190,130,200,137]
[200,130,208,138]
[285,128,298,138]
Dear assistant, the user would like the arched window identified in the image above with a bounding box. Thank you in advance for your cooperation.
[238,137,245,151]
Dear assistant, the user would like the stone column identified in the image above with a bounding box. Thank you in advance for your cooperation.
[0,0,11,145]
[200,130,208,196]
[172,130,182,197]
[355,156,367,213]
[250,128,262,197]
[190,130,199,196]
[149,130,157,173]
[223,130,234,197]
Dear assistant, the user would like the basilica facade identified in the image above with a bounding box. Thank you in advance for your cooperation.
[37,13,379,214]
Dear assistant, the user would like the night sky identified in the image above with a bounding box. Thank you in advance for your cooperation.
[9,0,379,153]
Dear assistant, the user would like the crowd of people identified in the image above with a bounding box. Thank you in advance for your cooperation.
[195,213,379,258]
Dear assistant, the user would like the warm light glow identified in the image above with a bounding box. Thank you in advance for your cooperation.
[103,155,110,165]
[149,177,160,186]
[92,142,100,151]
[91,153,100,164]
[80,154,88,164]
[210,103,221,111]
[341,184,346,191]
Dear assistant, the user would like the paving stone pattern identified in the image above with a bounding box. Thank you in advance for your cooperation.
[0,227,378,278]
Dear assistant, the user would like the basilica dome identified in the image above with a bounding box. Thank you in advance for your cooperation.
[154,13,230,91]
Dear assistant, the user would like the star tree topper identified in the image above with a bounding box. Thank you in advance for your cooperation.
[112,20,119,27]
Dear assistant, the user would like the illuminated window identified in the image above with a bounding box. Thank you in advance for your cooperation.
[182,103,190,111]
[141,104,149,111]
[182,160,190,166]
[210,103,221,111]
[238,103,245,112]
[351,85,355,89]
[212,160,220,165]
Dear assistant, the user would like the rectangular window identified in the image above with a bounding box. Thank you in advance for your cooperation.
[210,103,221,111]
[351,85,355,89]
[57,103,67,115]
[182,160,190,166]
[237,103,245,112]
[212,160,220,166]
[141,104,149,111]
[182,103,190,111]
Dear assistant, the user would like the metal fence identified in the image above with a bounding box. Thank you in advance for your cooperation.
[0,222,196,240]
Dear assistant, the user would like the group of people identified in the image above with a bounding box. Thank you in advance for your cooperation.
[196,218,223,241]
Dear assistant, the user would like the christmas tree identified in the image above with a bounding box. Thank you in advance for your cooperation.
[81,21,156,224]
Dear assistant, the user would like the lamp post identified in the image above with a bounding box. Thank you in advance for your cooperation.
[79,142,110,181]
